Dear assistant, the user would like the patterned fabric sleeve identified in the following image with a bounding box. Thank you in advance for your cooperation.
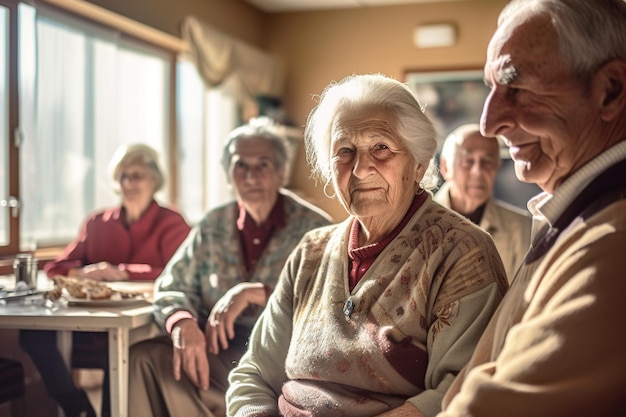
[153,224,207,330]
[153,191,332,333]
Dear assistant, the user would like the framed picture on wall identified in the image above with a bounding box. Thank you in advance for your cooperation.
[404,68,541,209]
[405,68,488,143]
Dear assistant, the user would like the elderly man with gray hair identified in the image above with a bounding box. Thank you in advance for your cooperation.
[438,0,626,416]
[434,123,531,281]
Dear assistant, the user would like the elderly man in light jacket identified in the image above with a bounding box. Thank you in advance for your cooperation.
[434,123,531,281]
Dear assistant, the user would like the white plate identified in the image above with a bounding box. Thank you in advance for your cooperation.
[66,296,150,307]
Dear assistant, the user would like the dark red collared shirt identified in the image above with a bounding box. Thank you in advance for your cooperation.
[347,192,427,291]
[237,194,286,274]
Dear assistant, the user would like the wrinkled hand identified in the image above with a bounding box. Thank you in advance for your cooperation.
[70,262,128,281]
[172,319,209,391]
[206,282,267,355]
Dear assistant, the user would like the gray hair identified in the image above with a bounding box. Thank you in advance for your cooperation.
[440,123,503,177]
[498,0,626,80]
[304,73,440,191]
[109,143,165,191]
[220,116,288,176]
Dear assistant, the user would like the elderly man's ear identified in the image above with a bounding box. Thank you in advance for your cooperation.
[596,58,626,122]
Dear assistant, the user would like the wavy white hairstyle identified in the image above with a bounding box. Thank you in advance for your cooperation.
[304,73,440,191]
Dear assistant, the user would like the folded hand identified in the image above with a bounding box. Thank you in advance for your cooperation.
[206,282,267,355]
[71,262,128,281]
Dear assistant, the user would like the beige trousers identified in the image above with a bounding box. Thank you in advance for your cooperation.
[128,335,247,417]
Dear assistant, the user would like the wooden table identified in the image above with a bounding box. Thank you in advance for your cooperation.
[0,274,159,417]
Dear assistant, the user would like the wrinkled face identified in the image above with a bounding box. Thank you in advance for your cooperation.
[119,163,156,207]
[330,107,420,219]
[228,136,284,214]
[481,13,601,193]
[445,132,500,211]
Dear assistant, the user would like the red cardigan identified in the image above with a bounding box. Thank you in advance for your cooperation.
[44,200,190,281]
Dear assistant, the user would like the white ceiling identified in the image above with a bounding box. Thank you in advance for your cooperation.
[244,0,468,13]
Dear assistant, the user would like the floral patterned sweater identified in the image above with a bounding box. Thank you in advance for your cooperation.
[226,194,508,417]
[153,189,333,331]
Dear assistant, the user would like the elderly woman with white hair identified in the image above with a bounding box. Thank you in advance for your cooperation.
[21,143,190,417]
[226,74,508,417]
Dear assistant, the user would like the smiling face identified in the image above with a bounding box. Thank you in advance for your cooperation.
[119,163,157,209]
[441,131,501,215]
[228,136,284,223]
[330,106,421,235]
[480,13,605,193]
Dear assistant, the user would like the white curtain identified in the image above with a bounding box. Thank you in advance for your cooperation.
[18,3,170,247]
[180,16,283,109]
[177,17,284,221]
[177,59,238,223]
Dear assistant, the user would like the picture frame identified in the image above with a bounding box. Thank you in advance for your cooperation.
[404,68,541,209]
[405,68,488,144]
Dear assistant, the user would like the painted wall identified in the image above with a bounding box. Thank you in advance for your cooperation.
[264,0,508,220]
[87,0,267,47]
[88,0,509,221]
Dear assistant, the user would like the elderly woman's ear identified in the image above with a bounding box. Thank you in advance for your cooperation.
[415,163,426,183]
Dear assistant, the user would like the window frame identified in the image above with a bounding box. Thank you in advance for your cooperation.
[0,0,185,261]
[1,0,20,255]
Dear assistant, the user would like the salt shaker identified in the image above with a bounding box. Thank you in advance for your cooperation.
[13,253,38,290]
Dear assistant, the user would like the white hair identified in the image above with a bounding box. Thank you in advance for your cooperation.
[498,0,626,80]
[304,73,440,191]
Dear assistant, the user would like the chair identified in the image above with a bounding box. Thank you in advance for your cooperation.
[0,357,26,416]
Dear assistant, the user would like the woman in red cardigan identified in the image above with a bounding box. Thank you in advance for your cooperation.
[21,143,191,417]
[45,143,190,281]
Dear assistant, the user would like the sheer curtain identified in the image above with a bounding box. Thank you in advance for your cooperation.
[18,4,170,248]
[177,58,238,224]
[14,4,257,246]
[176,16,284,224]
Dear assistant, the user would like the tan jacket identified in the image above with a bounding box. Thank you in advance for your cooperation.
[433,182,532,282]
[440,194,626,417]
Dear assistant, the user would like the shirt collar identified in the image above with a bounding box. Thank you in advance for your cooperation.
[113,199,158,222]
[529,140,626,227]
[348,191,428,259]
[236,193,286,231]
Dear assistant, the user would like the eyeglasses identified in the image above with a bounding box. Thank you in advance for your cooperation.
[119,172,148,183]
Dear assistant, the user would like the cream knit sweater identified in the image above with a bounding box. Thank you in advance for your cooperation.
[227,195,508,417]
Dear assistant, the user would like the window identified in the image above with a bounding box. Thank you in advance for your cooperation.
[17,4,172,249]
[0,1,239,257]
[0,1,16,251]
[0,5,7,246]
[176,60,239,224]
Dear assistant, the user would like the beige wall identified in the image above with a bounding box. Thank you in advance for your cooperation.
[88,0,508,221]
[265,0,508,220]
[87,0,267,47]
